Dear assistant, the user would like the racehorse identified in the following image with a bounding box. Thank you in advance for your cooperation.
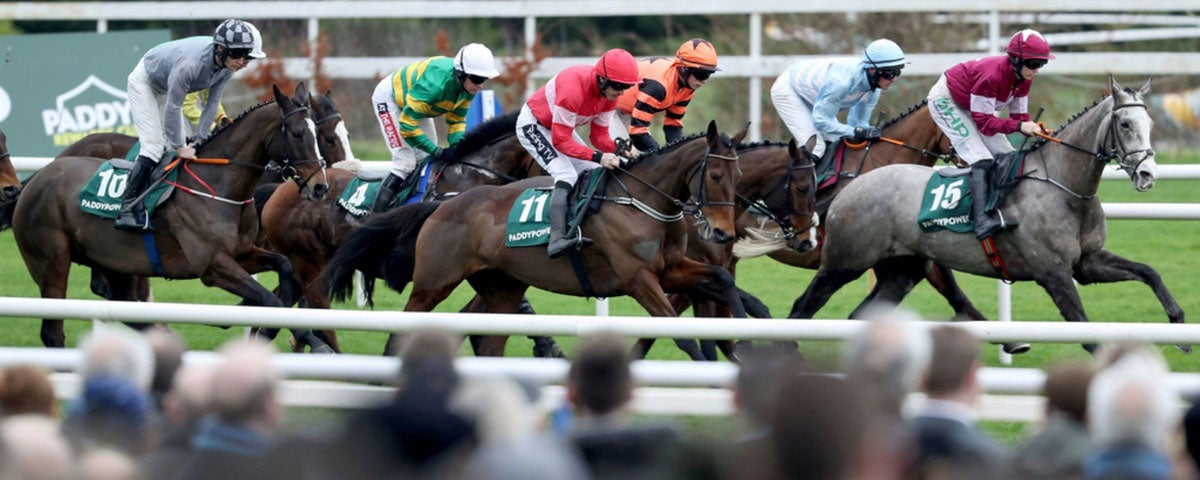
[322,121,746,356]
[644,139,821,360]
[788,77,1184,352]
[12,83,328,347]
[0,128,20,229]
[731,100,1006,340]
[258,110,566,355]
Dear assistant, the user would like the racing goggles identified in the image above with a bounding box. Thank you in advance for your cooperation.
[1022,59,1048,70]
[227,48,254,60]
[877,68,902,80]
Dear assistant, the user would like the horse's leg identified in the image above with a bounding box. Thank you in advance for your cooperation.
[632,294,699,362]
[236,247,333,352]
[390,284,461,356]
[788,267,865,319]
[848,257,926,319]
[517,297,565,359]
[626,267,689,359]
[465,272,527,357]
[1074,249,1189,353]
[655,260,745,361]
[296,260,340,353]
[29,249,71,348]
[202,253,288,345]
[1034,270,1098,353]
[88,269,113,299]
[930,262,1031,355]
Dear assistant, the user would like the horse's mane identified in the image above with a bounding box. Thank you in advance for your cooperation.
[448,110,520,159]
[1027,93,1115,153]
[880,99,929,130]
[195,100,275,149]
[736,140,789,152]
[624,131,710,167]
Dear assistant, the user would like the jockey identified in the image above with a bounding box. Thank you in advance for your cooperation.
[515,49,641,259]
[117,19,264,232]
[612,38,720,152]
[370,43,501,213]
[182,90,229,137]
[770,38,906,159]
[927,28,1053,240]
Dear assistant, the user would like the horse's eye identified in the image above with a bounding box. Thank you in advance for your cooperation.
[709,172,721,182]
[1120,121,1130,129]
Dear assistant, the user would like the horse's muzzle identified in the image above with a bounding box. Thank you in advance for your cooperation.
[708,228,732,244]
[1133,157,1158,192]
[0,185,20,202]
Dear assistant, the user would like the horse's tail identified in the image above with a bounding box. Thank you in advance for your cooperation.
[732,223,787,258]
[319,201,442,306]
[0,173,35,232]
[252,183,280,221]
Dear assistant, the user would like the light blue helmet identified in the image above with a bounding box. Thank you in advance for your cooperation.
[862,39,906,69]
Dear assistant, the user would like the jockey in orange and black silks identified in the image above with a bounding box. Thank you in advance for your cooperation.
[612,39,720,153]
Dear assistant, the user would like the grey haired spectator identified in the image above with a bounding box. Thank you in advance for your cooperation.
[1083,351,1179,480]
[841,304,930,419]
[1012,359,1096,479]
[78,326,155,393]
[74,448,144,480]
[173,339,284,480]
[63,375,155,456]
[0,414,74,480]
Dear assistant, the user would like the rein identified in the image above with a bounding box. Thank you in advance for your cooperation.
[1026,101,1151,199]
[877,136,956,163]
[606,147,738,224]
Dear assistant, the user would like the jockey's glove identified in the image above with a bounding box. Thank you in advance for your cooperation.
[853,126,883,140]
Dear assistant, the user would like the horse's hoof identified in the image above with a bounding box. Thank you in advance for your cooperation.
[312,344,336,354]
[1002,342,1031,355]
[1176,344,1193,355]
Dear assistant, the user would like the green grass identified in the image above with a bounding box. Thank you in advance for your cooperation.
[1,152,1197,436]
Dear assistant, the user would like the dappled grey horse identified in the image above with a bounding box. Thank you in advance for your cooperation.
[788,76,1186,352]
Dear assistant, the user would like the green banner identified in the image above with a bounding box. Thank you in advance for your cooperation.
[0,30,170,157]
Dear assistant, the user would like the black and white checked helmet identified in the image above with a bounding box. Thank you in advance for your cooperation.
[213,19,266,58]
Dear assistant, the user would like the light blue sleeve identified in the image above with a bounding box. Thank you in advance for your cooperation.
[810,72,856,138]
[846,90,881,129]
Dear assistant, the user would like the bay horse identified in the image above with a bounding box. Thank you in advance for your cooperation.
[645,139,821,360]
[12,83,328,347]
[788,77,1184,352]
[0,128,20,229]
[322,121,746,356]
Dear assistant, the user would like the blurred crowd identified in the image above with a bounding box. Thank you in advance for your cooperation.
[1,311,1198,480]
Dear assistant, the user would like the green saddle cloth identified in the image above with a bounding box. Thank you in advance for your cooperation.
[336,175,383,218]
[504,171,607,248]
[79,160,178,219]
[916,171,974,233]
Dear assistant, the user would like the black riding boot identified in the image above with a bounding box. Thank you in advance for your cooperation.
[114,155,156,232]
[370,172,405,213]
[547,181,591,259]
[969,159,1004,240]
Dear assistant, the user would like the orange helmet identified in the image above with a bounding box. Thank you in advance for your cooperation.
[675,38,720,71]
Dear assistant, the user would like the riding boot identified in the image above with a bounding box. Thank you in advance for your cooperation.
[115,155,156,232]
[370,172,406,213]
[969,159,1004,240]
[547,181,592,259]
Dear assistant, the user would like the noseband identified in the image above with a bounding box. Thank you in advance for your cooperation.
[275,105,327,190]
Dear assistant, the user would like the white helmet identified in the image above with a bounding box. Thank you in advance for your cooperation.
[454,43,500,79]
[214,19,266,59]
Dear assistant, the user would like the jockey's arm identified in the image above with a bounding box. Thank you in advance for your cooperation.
[398,100,441,156]
[811,85,856,139]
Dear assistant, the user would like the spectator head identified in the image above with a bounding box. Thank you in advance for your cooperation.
[0,364,57,417]
[451,376,542,443]
[567,332,633,417]
[397,328,462,396]
[143,328,187,402]
[74,448,143,480]
[65,375,154,455]
[841,305,930,417]
[1088,352,1180,451]
[1093,341,1170,372]
[161,364,215,428]
[734,345,805,428]
[923,325,981,399]
[0,414,74,480]
[771,375,867,480]
[1043,359,1095,424]
[210,339,283,432]
[79,326,154,392]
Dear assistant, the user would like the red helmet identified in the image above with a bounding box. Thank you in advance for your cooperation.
[594,49,641,85]
[1006,29,1055,60]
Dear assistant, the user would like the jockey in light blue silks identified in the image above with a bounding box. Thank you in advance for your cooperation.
[770,39,907,159]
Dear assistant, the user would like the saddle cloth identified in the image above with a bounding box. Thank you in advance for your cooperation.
[79,160,178,219]
[504,169,608,247]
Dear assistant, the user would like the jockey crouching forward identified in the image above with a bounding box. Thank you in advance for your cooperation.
[516,49,642,259]
[117,19,264,231]
[370,43,501,213]
[770,38,906,160]
[927,28,1052,240]
[611,38,720,153]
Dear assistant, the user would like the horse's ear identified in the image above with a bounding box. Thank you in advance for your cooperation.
[273,84,288,107]
[1109,75,1124,100]
[707,120,718,141]
[294,81,310,107]
[324,89,333,99]
[1138,77,1153,99]
[731,122,751,145]
[788,138,799,159]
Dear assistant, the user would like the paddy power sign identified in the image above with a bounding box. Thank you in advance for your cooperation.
[0,30,170,156]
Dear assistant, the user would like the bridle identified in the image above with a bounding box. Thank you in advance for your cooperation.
[605,142,739,225]
[739,153,817,240]
[1029,99,1153,199]
[275,105,327,191]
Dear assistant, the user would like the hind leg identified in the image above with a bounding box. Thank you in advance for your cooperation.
[848,257,927,318]
[464,271,529,357]
[1074,249,1188,352]
[1035,269,1098,353]
[28,250,71,348]
[386,282,463,356]
[788,267,865,319]
[927,263,987,321]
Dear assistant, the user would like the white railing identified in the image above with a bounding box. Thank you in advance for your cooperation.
[5,1,1200,141]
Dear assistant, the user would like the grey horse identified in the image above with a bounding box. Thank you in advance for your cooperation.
[788,76,1186,353]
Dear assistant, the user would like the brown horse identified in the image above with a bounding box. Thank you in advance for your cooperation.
[258,110,562,354]
[731,102,1015,337]
[641,139,821,360]
[322,121,746,356]
[0,128,20,229]
[13,83,327,347]
[54,90,351,307]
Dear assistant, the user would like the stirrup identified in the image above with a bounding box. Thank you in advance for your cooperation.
[115,210,153,232]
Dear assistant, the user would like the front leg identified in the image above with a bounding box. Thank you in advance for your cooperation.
[1035,269,1097,353]
[1074,249,1188,353]
[659,258,745,318]
[625,267,696,360]
[237,246,298,306]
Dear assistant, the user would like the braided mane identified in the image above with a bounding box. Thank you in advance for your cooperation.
[1027,93,1113,153]
[737,140,789,152]
[450,110,520,158]
[195,100,275,149]
[624,131,709,167]
[881,99,929,130]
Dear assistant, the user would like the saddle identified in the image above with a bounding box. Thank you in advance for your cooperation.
[566,168,610,230]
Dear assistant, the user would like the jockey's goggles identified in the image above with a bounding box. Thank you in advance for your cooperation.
[466,74,490,85]
[688,68,715,82]
[1022,59,1048,70]
[877,67,902,80]
[606,81,635,92]
[227,48,254,60]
